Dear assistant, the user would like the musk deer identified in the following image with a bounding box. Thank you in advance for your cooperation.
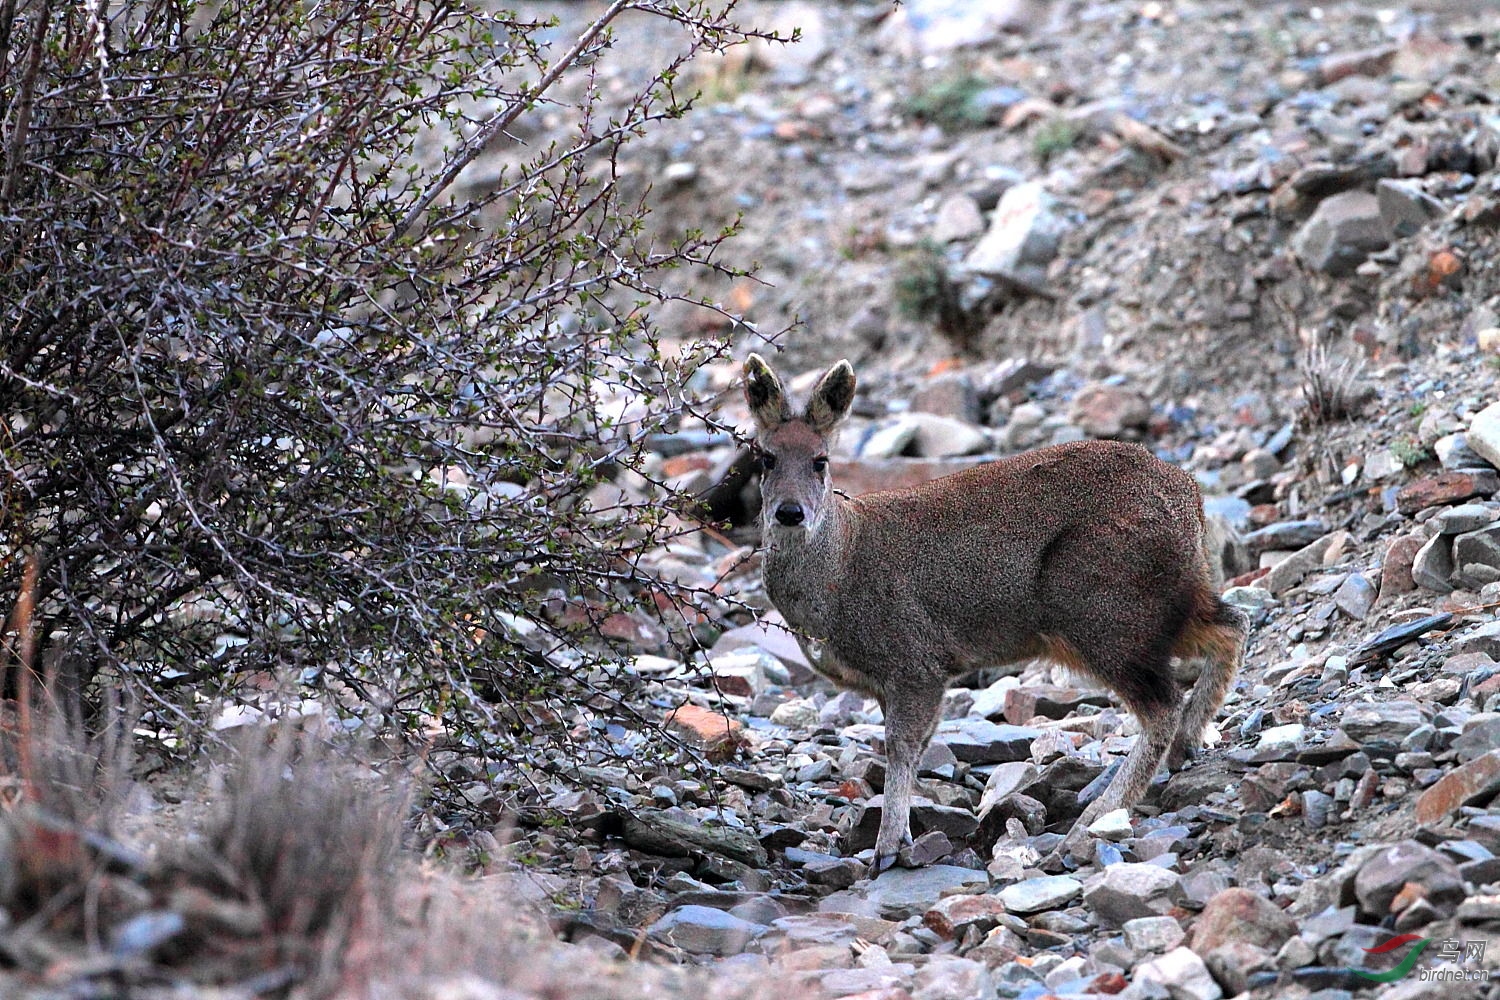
[742,354,1248,870]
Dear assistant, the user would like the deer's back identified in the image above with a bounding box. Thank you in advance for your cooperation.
[826,440,1209,672]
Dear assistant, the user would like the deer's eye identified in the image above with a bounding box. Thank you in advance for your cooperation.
[812,456,829,474]
[759,452,778,471]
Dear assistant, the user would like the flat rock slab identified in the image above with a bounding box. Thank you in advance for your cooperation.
[1352,613,1454,665]
[715,613,813,673]
[1416,749,1500,824]
[1353,840,1464,917]
[648,905,769,956]
[1243,519,1329,554]
[1397,470,1500,514]
[621,809,770,868]
[862,865,990,920]
[1001,686,1112,725]
[1337,700,1428,746]
[932,720,1043,763]
[997,875,1083,915]
[844,795,979,852]
[1083,863,1180,926]
[764,912,895,948]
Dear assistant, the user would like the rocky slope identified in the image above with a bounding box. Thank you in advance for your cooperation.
[472,2,1500,999]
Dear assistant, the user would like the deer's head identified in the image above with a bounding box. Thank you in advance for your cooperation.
[742,353,855,537]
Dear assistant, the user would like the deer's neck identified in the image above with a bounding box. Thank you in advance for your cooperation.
[762,496,854,640]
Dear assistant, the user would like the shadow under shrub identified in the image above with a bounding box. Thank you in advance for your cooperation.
[0,1,778,795]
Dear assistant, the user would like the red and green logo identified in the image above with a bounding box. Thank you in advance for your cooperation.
[1351,934,1431,983]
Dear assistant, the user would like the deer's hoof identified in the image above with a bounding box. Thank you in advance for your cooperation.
[1165,742,1199,771]
[872,851,899,874]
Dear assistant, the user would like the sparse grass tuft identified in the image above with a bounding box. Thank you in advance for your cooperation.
[905,72,989,131]
[1032,117,1083,165]
[893,242,986,350]
[1391,436,1432,469]
[1299,333,1369,426]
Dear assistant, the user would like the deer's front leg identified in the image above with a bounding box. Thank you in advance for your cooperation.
[873,685,944,873]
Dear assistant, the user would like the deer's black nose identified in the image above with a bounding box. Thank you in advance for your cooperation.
[774,502,805,526]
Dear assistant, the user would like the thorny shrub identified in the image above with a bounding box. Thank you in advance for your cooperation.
[0,1,782,809]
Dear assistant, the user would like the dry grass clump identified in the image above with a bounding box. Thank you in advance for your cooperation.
[1300,333,1370,426]
[0,557,781,999]
[0,716,786,1000]
[0,711,406,998]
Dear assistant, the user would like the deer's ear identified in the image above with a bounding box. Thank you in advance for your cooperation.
[743,353,790,431]
[806,359,855,433]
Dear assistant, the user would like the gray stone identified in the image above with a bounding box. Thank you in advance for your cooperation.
[933,719,1043,764]
[1243,520,1329,554]
[795,757,834,783]
[977,761,1040,818]
[1087,808,1135,841]
[998,875,1083,915]
[1456,894,1500,924]
[1222,586,1276,616]
[804,856,864,889]
[1339,701,1428,748]
[1436,433,1494,471]
[708,649,775,697]
[859,417,920,459]
[1353,840,1464,919]
[1457,621,1500,658]
[770,699,819,728]
[965,181,1069,287]
[1376,178,1445,236]
[765,913,874,948]
[898,830,954,868]
[1434,503,1500,535]
[906,412,990,458]
[932,194,986,244]
[1454,524,1500,589]
[622,811,770,868]
[1263,532,1341,596]
[1468,401,1500,469]
[909,372,981,424]
[845,794,978,851]
[1251,723,1306,761]
[1453,714,1500,762]
[1083,862,1180,927]
[1333,573,1377,619]
[1411,533,1456,593]
[1124,915,1187,952]
[730,896,789,926]
[649,905,768,955]
[1201,942,1272,997]
[911,956,991,1000]
[812,967,910,996]
[1133,946,1223,1000]
[1292,190,1392,276]
[1302,789,1335,828]
[918,740,959,778]
[1068,383,1151,439]
[595,876,670,928]
[863,865,990,920]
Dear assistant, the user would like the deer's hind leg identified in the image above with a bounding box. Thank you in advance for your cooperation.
[1041,624,1184,866]
[1167,598,1248,769]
